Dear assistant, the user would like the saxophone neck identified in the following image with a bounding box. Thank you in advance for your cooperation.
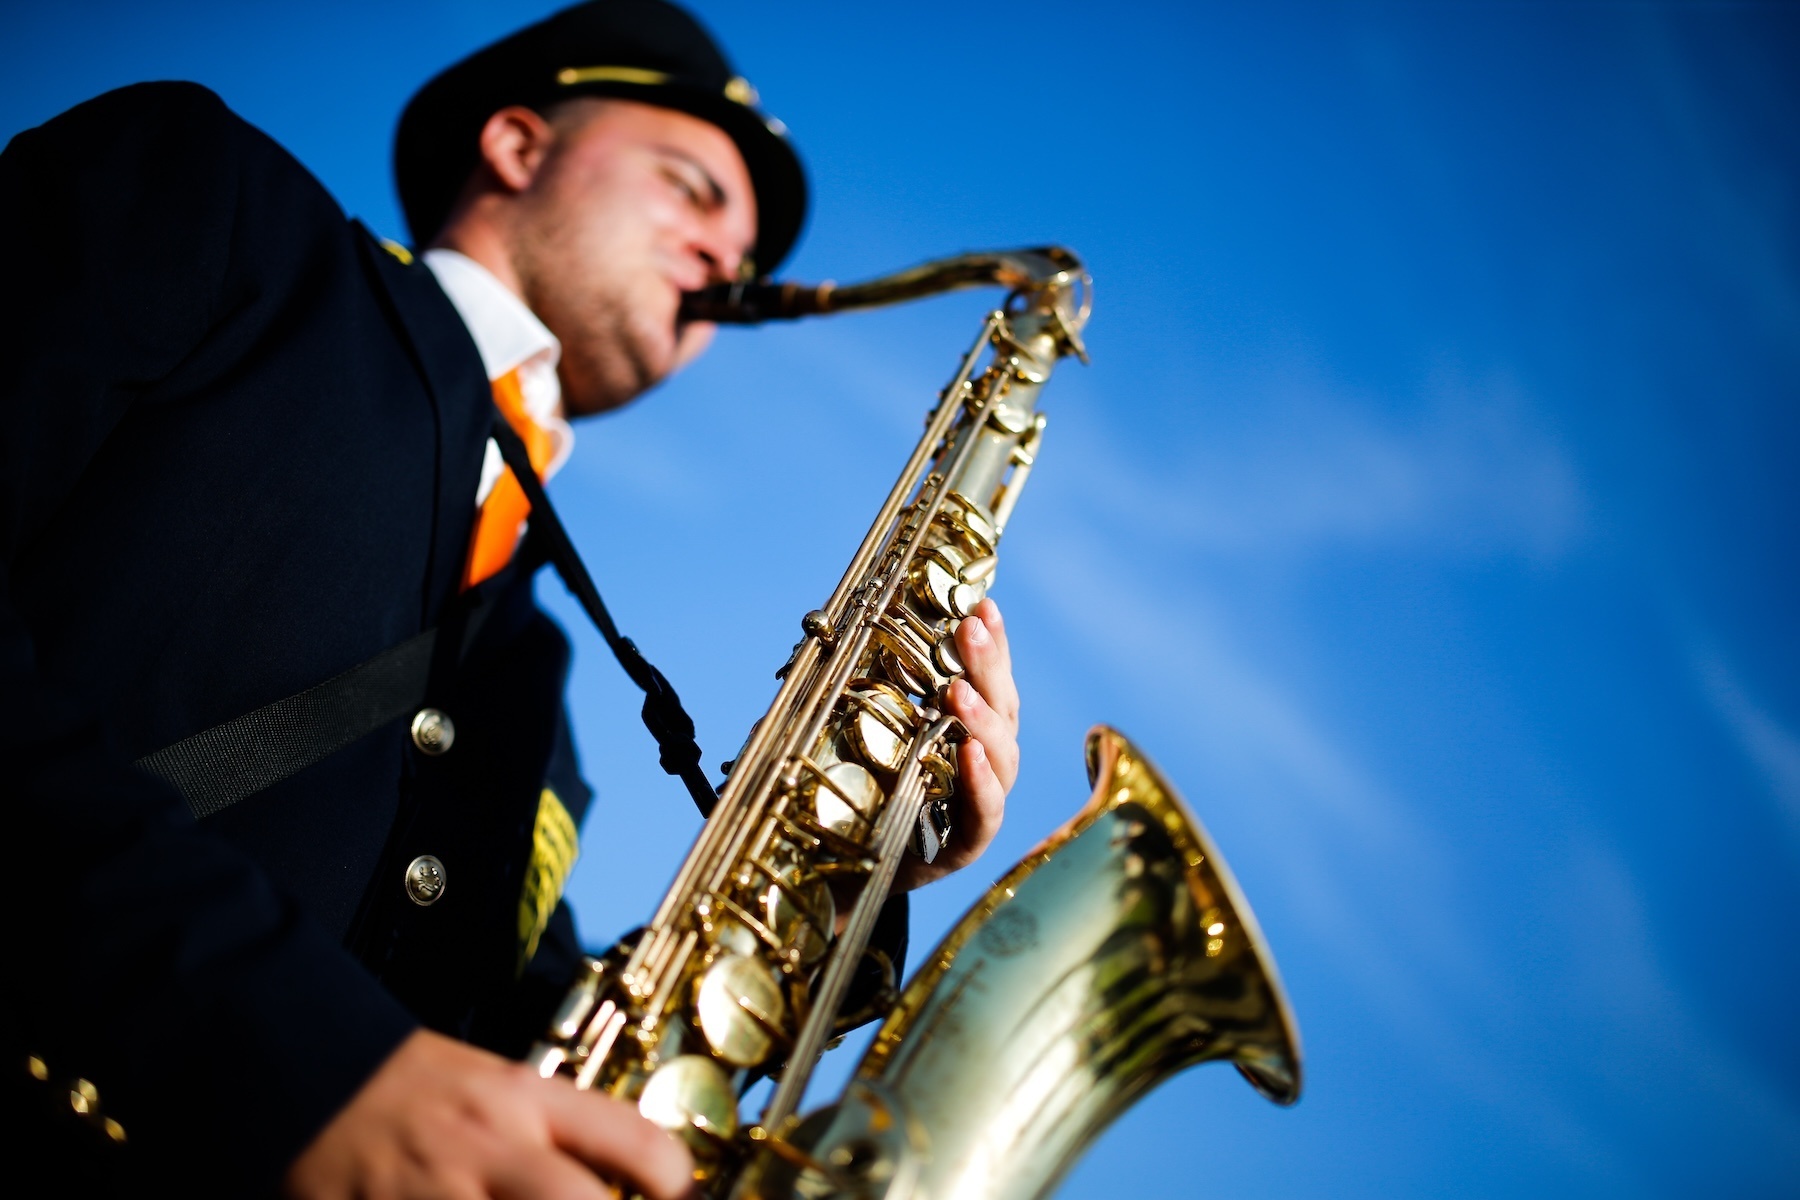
[681,246,1091,359]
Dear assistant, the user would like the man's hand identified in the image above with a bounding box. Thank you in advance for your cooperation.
[896,598,1021,892]
[284,1029,693,1200]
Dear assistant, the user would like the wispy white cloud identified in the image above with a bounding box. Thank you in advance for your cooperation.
[1691,649,1800,854]
[1554,843,1800,1180]
[994,337,1794,1180]
[1045,359,1587,564]
[1011,519,1642,1178]
[1014,518,1800,1188]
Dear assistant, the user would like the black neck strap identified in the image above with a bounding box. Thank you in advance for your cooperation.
[491,416,717,818]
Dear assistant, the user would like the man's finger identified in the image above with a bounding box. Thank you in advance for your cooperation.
[955,736,1007,850]
[974,598,1013,673]
[947,677,1018,791]
[491,1147,622,1200]
[543,1085,694,1200]
[957,608,1019,728]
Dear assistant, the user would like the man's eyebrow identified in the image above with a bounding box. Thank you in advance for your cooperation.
[654,145,727,208]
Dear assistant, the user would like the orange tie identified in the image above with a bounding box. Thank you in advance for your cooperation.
[463,368,555,589]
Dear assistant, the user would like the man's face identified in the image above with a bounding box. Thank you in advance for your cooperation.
[507,98,757,416]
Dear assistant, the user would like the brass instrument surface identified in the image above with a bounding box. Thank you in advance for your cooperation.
[533,248,1302,1200]
[528,249,1093,1189]
[737,728,1302,1200]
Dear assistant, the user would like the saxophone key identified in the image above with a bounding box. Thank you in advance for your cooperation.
[695,953,789,1068]
[548,956,605,1040]
[752,858,834,966]
[637,1053,739,1152]
[938,490,998,556]
[878,644,932,699]
[953,553,997,617]
[911,797,953,864]
[805,760,881,836]
[848,708,905,774]
[711,918,761,960]
[842,682,917,774]
[910,543,979,618]
[872,617,942,692]
[800,608,836,647]
[933,624,965,676]
[953,582,987,618]
[919,749,956,800]
[986,398,1033,435]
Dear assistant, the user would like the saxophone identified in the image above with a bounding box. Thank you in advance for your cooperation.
[529,250,1303,1199]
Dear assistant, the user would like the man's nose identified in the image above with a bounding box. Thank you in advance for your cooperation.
[695,245,740,287]
[693,218,749,286]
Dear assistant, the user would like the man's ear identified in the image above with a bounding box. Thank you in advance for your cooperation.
[476,106,556,193]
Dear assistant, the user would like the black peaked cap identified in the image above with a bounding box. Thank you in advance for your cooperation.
[394,0,805,274]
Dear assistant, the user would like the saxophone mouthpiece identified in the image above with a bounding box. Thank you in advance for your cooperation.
[679,280,837,324]
[680,248,1090,333]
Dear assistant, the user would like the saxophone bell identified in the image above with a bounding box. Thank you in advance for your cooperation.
[735,727,1302,1200]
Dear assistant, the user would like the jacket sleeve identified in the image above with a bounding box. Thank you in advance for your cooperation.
[0,83,416,1191]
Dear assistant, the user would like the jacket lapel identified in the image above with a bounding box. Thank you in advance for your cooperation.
[352,221,493,621]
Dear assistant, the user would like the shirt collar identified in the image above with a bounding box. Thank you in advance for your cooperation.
[424,247,575,496]
[423,248,562,387]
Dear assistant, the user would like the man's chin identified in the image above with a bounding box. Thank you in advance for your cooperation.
[671,322,717,372]
[561,341,673,416]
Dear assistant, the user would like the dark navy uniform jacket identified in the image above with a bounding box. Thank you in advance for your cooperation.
[0,81,601,1192]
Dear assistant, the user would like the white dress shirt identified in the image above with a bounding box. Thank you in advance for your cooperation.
[423,248,574,506]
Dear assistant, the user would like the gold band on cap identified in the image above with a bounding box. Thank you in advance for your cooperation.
[556,65,671,87]
[557,65,762,109]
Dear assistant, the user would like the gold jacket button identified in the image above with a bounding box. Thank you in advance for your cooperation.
[70,1077,99,1115]
[405,855,447,906]
[411,708,456,755]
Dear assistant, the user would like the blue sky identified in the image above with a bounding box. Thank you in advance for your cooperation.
[5,2,1797,1195]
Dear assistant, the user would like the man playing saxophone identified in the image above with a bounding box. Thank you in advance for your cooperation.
[0,2,1021,1194]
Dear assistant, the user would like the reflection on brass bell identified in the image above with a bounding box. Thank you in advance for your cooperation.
[405,854,447,906]
[411,708,455,755]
